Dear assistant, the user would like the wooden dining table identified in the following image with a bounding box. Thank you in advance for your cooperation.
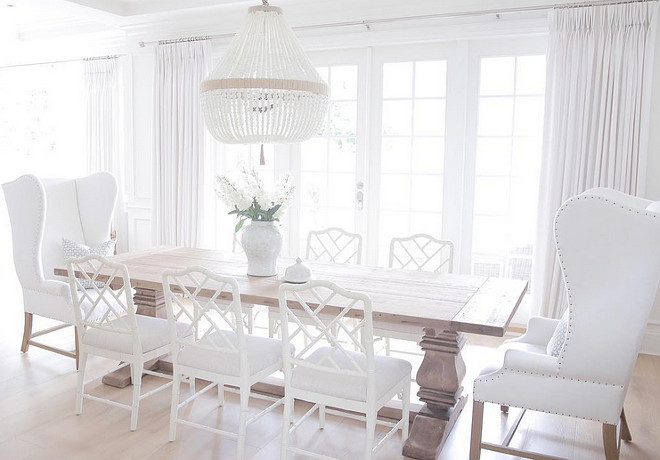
[56,246,527,460]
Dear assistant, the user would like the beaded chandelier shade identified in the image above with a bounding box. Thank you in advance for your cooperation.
[200,3,329,144]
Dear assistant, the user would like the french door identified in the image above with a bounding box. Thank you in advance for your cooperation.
[212,35,548,293]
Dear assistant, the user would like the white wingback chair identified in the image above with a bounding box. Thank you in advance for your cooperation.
[2,173,117,366]
[470,188,660,460]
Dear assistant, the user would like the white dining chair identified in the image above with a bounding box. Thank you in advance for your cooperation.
[470,189,660,460]
[306,227,363,264]
[2,173,117,367]
[268,227,363,339]
[163,266,285,459]
[279,280,411,460]
[377,234,455,356]
[67,254,179,431]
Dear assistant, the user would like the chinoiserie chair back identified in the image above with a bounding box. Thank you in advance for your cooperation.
[306,227,363,264]
[554,193,660,390]
[67,254,137,351]
[162,266,247,375]
[279,280,375,393]
[389,234,454,273]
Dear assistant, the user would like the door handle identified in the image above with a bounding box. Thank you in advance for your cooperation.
[356,181,364,210]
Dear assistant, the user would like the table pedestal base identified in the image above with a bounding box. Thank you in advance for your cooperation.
[403,328,467,460]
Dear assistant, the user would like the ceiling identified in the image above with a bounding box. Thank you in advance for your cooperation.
[0,0,561,65]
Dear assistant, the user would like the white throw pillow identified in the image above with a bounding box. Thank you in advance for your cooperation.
[646,201,660,213]
[62,238,116,289]
[546,309,569,357]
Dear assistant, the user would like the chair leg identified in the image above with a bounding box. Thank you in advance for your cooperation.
[169,371,182,441]
[281,395,293,459]
[237,386,250,460]
[130,362,143,431]
[364,408,376,460]
[620,408,632,442]
[246,307,254,335]
[217,383,224,407]
[319,404,325,429]
[75,351,88,415]
[603,423,620,460]
[384,337,391,356]
[470,401,485,460]
[500,405,509,414]
[401,380,411,441]
[268,312,278,339]
[21,312,33,353]
[74,327,80,370]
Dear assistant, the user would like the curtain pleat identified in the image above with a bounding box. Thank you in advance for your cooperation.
[152,41,211,247]
[532,1,658,318]
[84,58,126,251]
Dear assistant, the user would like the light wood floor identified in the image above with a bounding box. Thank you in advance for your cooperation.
[1,299,659,459]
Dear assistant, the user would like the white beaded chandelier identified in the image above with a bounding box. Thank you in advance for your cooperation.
[200,1,329,145]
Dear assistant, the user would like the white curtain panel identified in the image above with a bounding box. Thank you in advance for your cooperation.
[84,57,126,251]
[532,1,658,318]
[152,40,211,247]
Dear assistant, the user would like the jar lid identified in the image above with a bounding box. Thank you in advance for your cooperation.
[283,257,312,284]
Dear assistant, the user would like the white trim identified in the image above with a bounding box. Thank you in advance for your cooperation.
[641,321,660,356]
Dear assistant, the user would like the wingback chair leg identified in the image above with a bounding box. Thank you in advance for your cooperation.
[470,401,484,460]
[602,423,620,460]
[620,409,632,442]
[21,312,33,352]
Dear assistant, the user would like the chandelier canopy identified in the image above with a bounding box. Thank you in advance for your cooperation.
[200,3,329,144]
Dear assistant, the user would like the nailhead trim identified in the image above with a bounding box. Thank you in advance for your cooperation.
[554,194,658,368]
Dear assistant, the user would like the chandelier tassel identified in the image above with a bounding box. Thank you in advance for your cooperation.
[260,144,266,166]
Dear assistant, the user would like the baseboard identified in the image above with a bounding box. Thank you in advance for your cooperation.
[641,321,660,356]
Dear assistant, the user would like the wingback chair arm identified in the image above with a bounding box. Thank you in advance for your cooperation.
[508,316,560,347]
[24,279,72,300]
[500,348,560,374]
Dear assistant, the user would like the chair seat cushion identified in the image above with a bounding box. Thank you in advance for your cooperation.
[291,347,412,402]
[83,315,186,355]
[177,330,284,377]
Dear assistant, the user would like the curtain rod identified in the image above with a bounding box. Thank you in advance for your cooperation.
[138,0,656,48]
[0,54,125,70]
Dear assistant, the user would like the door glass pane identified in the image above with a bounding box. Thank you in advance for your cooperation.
[472,55,546,284]
[299,65,360,256]
[378,60,447,265]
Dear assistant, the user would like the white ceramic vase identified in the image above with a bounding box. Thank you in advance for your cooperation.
[241,221,283,277]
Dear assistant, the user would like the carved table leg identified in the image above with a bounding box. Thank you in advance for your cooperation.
[402,328,467,460]
[101,287,167,388]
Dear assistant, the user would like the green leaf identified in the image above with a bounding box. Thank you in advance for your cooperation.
[234,219,246,233]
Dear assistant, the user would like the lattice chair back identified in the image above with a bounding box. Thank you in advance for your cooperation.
[306,227,363,264]
[389,234,454,273]
[162,267,248,373]
[279,280,375,391]
[66,255,137,349]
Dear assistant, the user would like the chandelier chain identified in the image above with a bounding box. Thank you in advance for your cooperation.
[262,0,269,5]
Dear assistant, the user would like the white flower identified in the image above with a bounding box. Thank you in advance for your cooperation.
[216,168,296,222]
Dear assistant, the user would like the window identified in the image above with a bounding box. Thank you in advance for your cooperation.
[378,60,447,263]
[298,65,360,255]
[471,55,545,282]
[0,61,86,182]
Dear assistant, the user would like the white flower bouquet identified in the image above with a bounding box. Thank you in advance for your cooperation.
[216,168,295,232]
